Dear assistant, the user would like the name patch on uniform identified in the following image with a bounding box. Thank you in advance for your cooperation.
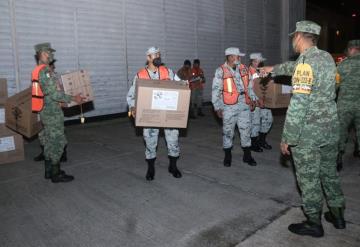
[292,63,314,94]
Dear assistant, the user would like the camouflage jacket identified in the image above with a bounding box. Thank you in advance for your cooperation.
[39,65,72,113]
[273,46,339,147]
[337,53,360,102]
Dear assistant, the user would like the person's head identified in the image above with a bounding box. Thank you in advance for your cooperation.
[249,53,266,68]
[345,40,360,57]
[225,47,245,66]
[146,46,162,67]
[193,59,200,68]
[34,43,56,65]
[49,59,57,72]
[289,21,321,53]
[183,59,191,69]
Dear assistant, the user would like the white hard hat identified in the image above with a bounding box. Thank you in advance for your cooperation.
[225,47,245,56]
[146,46,160,55]
[250,53,266,61]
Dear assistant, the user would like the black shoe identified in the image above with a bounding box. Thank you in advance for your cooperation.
[250,137,263,152]
[259,132,272,150]
[146,158,156,181]
[168,156,182,178]
[243,147,257,166]
[34,145,45,162]
[337,151,344,172]
[223,148,232,167]
[353,150,360,158]
[60,145,68,162]
[50,163,74,183]
[325,209,346,229]
[197,110,205,117]
[288,221,324,238]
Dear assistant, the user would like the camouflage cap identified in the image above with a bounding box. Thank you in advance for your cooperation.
[289,20,321,36]
[34,42,56,53]
[348,39,360,48]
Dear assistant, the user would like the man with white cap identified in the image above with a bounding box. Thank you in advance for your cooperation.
[127,47,182,181]
[248,53,273,151]
[212,47,257,167]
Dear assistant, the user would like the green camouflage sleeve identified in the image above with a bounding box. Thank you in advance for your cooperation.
[212,67,224,111]
[273,61,296,76]
[126,75,137,108]
[337,59,351,83]
[40,69,72,103]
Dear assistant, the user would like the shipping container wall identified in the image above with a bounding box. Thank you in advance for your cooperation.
[0,0,304,117]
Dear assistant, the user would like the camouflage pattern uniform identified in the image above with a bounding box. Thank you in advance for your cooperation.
[337,40,360,155]
[273,42,345,222]
[127,68,180,159]
[212,63,257,149]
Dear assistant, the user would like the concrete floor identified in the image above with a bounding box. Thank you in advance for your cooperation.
[0,106,359,247]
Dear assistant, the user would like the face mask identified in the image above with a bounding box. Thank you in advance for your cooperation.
[234,60,240,65]
[153,57,162,67]
[48,52,55,63]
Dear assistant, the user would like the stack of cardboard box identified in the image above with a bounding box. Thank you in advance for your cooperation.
[0,79,25,165]
[253,78,292,108]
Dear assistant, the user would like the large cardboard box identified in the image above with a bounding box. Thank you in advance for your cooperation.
[0,124,24,165]
[253,78,292,108]
[60,70,94,107]
[135,79,191,128]
[5,87,42,138]
[0,78,8,106]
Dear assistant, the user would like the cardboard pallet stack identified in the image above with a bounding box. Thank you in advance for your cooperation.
[135,79,191,128]
[0,79,25,165]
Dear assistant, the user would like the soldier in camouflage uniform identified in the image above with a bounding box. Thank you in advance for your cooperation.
[248,53,273,152]
[212,47,257,167]
[34,43,84,183]
[336,39,360,171]
[127,47,182,181]
[34,59,67,162]
[261,21,346,237]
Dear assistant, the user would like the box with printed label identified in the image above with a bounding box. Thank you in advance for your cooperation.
[60,70,94,107]
[0,124,24,164]
[135,79,191,128]
[5,87,42,138]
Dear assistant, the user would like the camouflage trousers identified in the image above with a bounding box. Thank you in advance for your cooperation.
[337,103,360,152]
[38,128,45,146]
[191,88,203,109]
[39,109,67,164]
[250,107,273,137]
[222,103,251,148]
[291,143,345,219]
[143,128,180,159]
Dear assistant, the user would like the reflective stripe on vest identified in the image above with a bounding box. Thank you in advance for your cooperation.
[239,64,251,105]
[221,65,240,105]
[31,64,47,113]
[137,66,170,80]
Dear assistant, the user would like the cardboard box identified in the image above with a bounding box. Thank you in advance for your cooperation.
[0,124,24,165]
[135,79,191,128]
[60,70,94,107]
[5,87,42,138]
[253,78,291,108]
[0,78,8,106]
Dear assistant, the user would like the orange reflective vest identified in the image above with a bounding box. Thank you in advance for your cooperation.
[221,64,251,105]
[137,66,170,80]
[31,64,47,113]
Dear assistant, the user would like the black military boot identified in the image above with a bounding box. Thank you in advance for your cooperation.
[145,158,156,181]
[288,220,324,238]
[51,163,74,183]
[223,148,232,167]
[242,147,257,166]
[168,156,182,178]
[189,107,196,119]
[337,151,344,172]
[60,145,68,162]
[325,207,346,229]
[259,132,272,150]
[354,140,360,157]
[250,137,263,152]
[34,145,45,162]
[44,160,52,179]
